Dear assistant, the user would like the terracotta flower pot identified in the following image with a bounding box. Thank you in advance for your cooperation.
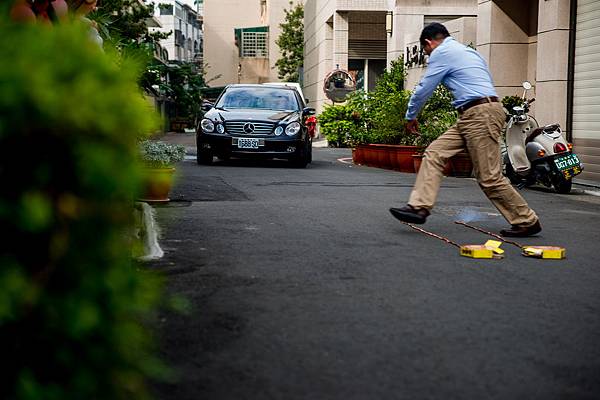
[443,160,453,176]
[395,145,424,173]
[139,167,175,203]
[352,148,364,165]
[413,153,424,173]
[450,151,473,177]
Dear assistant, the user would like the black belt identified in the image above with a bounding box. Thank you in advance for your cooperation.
[456,96,499,114]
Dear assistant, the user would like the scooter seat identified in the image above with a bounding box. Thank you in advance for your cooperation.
[526,127,545,144]
[526,124,561,144]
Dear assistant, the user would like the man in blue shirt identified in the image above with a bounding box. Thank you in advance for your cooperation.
[389,23,541,237]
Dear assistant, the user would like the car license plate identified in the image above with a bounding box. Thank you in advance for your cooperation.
[237,138,259,149]
[553,153,583,178]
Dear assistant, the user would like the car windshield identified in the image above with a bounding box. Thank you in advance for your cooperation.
[216,87,299,111]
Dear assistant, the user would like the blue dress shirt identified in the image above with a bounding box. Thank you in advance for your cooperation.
[405,37,498,120]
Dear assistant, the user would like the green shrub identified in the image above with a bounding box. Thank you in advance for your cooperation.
[317,91,370,147]
[317,102,353,147]
[502,95,524,113]
[367,57,410,144]
[417,86,458,146]
[318,57,457,148]
[0,21,165,400]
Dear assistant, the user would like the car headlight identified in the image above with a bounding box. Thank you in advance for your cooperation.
[216,123,225,134]
[274,126,284,136]
[201,118,214,133]
[285,122,301,136]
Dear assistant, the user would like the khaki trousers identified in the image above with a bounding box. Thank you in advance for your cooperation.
[408,102,538,227]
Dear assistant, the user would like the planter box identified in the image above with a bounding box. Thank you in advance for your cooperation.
[353,144,424,173]
[354,144,473,177]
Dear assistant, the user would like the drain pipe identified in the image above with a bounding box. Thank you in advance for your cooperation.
[134,202,164,261]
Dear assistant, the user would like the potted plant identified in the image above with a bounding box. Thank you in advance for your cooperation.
[138,140,185,202]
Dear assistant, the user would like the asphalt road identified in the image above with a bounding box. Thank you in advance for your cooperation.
[150,147,600,400]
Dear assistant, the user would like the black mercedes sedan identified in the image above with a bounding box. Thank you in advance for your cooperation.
[196,84,316,167]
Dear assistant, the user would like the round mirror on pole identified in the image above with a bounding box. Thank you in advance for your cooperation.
[323,66,356,103]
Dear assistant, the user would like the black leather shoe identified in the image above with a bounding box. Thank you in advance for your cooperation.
[500,220,542,237]
[389,205,430,224]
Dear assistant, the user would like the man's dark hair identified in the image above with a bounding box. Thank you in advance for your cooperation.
[420,23,450,47]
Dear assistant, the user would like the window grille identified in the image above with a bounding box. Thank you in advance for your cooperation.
[241,31,268,58]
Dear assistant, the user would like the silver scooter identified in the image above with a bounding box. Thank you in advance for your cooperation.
[503,81,583,194]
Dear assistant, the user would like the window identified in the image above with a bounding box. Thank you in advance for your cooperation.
[241,31,268,58]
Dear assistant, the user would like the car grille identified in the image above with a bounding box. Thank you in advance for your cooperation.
[225,121,275,135]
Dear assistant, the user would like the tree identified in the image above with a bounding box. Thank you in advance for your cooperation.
[141,60,220,129]
[275,2,303,82]
[90,0,169,47]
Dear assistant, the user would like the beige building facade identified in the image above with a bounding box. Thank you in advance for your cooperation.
[203,0,303,86]
[475,0,598,182]
[304,0,478,115]
[304,0,600,183]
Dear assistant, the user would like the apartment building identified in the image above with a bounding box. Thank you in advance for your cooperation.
[203,0,304,86]
[304,0,599,183]
[150,0,203,62]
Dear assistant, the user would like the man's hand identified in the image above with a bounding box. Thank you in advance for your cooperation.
[405,119,420,136]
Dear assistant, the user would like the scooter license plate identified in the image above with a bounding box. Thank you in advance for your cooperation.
[553,153,583,179]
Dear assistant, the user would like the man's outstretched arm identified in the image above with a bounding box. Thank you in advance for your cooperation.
[405,54,448,121]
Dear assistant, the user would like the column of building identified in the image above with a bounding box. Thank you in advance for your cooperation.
[476,0,534,101]
[535,0,571,130]
[333,11,349,70]
[386,12,423,69]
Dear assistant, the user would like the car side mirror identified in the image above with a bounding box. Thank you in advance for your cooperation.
[201,102,213,112]
[303,107,316,116]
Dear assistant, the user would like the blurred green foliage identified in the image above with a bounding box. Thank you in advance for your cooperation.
[502,95,525,113]
[318,57,457,147]
[0,21,166,399]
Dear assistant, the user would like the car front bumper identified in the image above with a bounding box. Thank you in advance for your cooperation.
[197,133,306,158]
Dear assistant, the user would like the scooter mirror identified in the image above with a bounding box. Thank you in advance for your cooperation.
[522,81,533,90]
